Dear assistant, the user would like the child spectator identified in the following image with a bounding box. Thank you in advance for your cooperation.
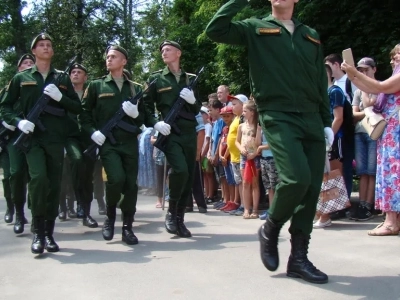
[257,131,279,220]
[200,106,214,203]
[235,100,261,219]
[219,106,238,212]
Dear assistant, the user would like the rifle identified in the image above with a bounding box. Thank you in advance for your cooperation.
[83,79,157,161]
[13,56,77,153]
[153,66,204,152]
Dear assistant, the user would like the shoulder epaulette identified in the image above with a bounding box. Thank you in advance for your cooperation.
[151,69,162,74]
[128,80,142,87]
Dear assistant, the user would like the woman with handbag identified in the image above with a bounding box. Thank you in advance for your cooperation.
[342,44,400,236]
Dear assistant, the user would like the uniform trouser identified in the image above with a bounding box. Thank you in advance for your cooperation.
[59,156,75,210]
[100,139,138,215]
[7,139,29,208]
[186,161,207,209]
[93,159,104,201]
[164,132,197,209]
[0,151,11,201]
[260,111,325,235]
[65,138,86,203]
[26,139,64,220]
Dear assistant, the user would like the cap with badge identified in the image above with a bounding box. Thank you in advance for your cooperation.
[106,45,128,59]
[357,57,376,69]
[220,106,234,115]
[200,106,209,115]
[227,94,249,103]
[159,40,182,52]
[31,33,53,49]
[69,63,88,74]
[17,53,35,67]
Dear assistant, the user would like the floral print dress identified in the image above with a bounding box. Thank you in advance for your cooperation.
[375,93,400,212]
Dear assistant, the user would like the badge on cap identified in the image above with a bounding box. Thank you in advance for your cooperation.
[41,34,46,39]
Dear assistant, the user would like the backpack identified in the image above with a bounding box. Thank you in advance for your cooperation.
[328,85,355,146]
[345,77,354,102]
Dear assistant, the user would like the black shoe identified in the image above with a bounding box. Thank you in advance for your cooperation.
[286,234,328,284]
[59,210,66,221]
[83,215,98,228]
[349,205,359,221]
[357,205,374,221]
[67,208,77,219]
[329,209,347,220]
[102,205,116,241]
[165,202,177,234]
[176,207,191,238]
[76,205,84,219]
[4,201,14,223]
[31,217,45,254]
[23,217,28,224]
[198,206,207,213]
[185,207,194,213]
[258,217,282,272]
[98,199,106,215]
[44,220,60,252]
[14,213,25,234]
[122,214,138,245]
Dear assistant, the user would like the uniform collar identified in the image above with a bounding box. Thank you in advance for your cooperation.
[104,73,129,82]
[30,64,57,75]
[263,14,303,28]
[162,66,186,76]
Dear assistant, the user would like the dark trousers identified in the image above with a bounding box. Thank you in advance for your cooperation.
[93,159,104,201]
[186,161,207,209]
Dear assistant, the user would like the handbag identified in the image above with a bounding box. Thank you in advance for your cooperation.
[361,106,400,140]
[317,155,350,214]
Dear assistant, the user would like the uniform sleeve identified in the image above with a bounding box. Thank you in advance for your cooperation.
[205,0,250,46]
[142,75,158,117]
[316,46,331,128]
[78,82,97,136]
[0,76,23,127]
[58,76,82,114]
[138,84,157,128]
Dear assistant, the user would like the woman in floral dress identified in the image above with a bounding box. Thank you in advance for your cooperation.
[342,45,400,236]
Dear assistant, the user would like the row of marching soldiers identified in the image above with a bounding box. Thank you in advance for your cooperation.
[0,33,200,254]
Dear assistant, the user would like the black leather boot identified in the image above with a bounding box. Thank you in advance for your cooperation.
[67,197,77,218]
[97,198,106,215]
[76,199,84,219]
[44,220,60,252]
[13,204,25,234]
[83,202,98,228]
[176,207,191,238]
[59,193,67,220]
[31,217,45,254]
[58,208,66,221]
[165,201,177,234]
[258,217,282,272]
[122,213,138,245]
[4,198,14,223]
[102,205,116,241]
[286,234,328,284]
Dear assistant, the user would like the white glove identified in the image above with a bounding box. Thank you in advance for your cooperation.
[154,121,171,136]
[324,127,334,149]
[180,88,196,105]
[2,121,16,131]
[18,120,35,134]
[91,130,106,146]
[44,84,62,102]
[122,101,139,119]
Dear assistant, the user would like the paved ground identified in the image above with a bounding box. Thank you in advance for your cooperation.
[1,193,399,300]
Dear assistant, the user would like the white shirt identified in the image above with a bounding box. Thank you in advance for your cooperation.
[334,74,358,103]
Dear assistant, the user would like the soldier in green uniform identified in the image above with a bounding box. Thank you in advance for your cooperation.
[143,41,202,238]
[0,33,81,254]
[1,54,35,231]
[79,45,158,245]
[206,0,334,283]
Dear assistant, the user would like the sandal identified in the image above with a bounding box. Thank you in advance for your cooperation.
[156,203,162,208]
[368,223,399,236]
[249,213,259,219]
[243,212,251,219]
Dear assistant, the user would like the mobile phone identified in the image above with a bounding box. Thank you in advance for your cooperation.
[342,48,355,67]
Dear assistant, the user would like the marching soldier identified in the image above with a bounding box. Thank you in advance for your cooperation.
[79,45,158,245]
[143,40,202,238]
[1,54,35,231]
[0,33,81,254]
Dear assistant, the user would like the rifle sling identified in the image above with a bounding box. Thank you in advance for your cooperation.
[43,105,66,117]
[117,120,139,134]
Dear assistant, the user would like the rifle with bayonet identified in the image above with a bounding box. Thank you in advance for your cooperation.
[13,56,77,153]
[153,66,204,152]
[83,78,157,161]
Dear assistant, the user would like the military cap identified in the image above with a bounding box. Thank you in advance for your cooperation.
[31,33,53,49]
[17,53,35,67]
[159,40,182,52]
[69,63,88,74]
[123,69,132,80]
[106,45,128,59]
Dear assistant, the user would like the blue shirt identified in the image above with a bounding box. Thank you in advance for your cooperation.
[195,113,205,133]
[261,132,273,158]
[328,85,345,138]
[211,118,225,156]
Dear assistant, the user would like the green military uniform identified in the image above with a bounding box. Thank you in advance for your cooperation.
[0,65,81,222]
[79,73,157,217]
[206,0,330,283]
